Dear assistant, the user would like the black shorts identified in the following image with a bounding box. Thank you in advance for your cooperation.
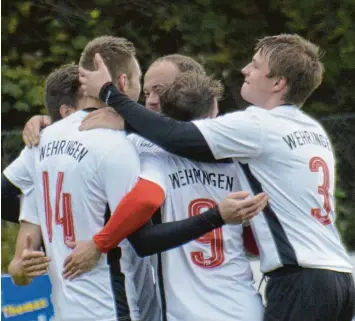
[264,266,355,321]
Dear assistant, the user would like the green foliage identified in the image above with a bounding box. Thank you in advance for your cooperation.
[1,223,20,273]
[1,0,354,270]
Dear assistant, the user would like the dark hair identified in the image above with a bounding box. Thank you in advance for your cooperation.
[44,64,81,121]
[159,72,219,121]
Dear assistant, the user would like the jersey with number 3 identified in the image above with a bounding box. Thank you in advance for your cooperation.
[3,110,140,321]
[139,149,264,321]
[194,105,353,273]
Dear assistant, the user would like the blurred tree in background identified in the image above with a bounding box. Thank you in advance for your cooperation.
[2,0,355,271]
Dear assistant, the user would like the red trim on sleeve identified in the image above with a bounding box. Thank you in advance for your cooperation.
[243,225,259,256]
[93,178,165,253]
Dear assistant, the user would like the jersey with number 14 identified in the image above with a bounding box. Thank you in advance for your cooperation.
[139,148,263,321]
[3,110,140,321]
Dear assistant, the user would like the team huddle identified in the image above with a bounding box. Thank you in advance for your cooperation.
[2,33,354,321]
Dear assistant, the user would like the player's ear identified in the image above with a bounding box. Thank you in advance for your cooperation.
[116,74,128,94]
[272,76,287,93]
[59,105,75,119]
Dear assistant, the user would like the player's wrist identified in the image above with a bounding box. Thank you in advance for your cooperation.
[204,206,226,227]
[92,234,108,253]
[98,82,116,104]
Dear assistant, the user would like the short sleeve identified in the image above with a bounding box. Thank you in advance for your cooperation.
[3,147,35,195]
[98,137,140,212]
[139,152,167,194]
[19,190,40,225]
[193,107,264,160]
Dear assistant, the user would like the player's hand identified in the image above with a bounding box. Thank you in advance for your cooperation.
[62,240,102,280]
[79,107,125,131]
[21,234,51,278]
[218,191,268,224]
[79,53,112,99]
[23,115,52,147]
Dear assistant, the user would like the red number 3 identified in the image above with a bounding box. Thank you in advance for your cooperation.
[42,171,75,243]
[188,198,224,268]
[309,157,332,226]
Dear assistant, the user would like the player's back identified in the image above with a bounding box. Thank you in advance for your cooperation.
[140,147,263,321]
[32,110,140,321]
[242,105,353,273]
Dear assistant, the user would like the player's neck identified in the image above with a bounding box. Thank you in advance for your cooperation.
[263,96,288,110]
[82,97,106,110]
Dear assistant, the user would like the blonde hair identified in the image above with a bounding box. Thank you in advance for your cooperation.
[79,36,136,80]
[256,34,324,106]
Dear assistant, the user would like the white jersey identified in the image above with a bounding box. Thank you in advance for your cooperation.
[4,110,140,321]
[194,105,353,273]
[139,146,264,321]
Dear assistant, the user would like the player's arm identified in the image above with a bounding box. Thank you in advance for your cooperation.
[98,84,262,161]
[22,115,52,147]
[127,191,267,257]
[8,192,50,286]
[93,177,165,252]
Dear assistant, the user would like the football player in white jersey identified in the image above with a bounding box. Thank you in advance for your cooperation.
[134,73,265,321]
[5,62,141,321]
[2,36,160,321]
[78,33,355,321]
[4,36,163,321]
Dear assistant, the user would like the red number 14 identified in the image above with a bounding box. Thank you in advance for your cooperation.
[42,171,75,243]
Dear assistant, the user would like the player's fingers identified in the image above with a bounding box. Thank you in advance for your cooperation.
[24,262,50,273]
[62,259,76,275]
[243,199,268,221]
[27,270,48,278]
[23,126,33,147]
[78,67,89,77]
[63,254,73,268]
[79,120,96,131]
[94,53,105,69]
[240,193,267,209]
[23,123,38,147]
[67,268,85,281]
[79,75,88,85]
[227,191,250,199]
[243,196,268,214]
[63,264,81,280]
[22,256,50,268]
[22,251,45,260]
[242,195,268,216]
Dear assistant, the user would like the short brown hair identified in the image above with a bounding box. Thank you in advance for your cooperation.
[44,64,81,121]
[155,54,206,75]
[159,72,219,121]
[79,36,136,80]
[255,34,324,106]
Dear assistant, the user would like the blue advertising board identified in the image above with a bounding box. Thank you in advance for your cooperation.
[1,274,54,321]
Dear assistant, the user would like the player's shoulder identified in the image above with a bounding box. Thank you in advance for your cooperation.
[128,134,164,154]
